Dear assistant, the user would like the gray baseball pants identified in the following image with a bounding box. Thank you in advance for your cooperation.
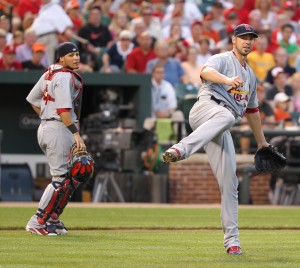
[27,120,74,228]
[171,95,240,250]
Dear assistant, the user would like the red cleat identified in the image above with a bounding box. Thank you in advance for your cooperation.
[26,224,57,236]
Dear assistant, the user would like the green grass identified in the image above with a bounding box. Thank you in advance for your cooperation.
[0,206,300,267]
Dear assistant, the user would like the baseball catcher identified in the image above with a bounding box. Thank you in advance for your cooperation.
[26,42,93,236]
[254,144,287,174]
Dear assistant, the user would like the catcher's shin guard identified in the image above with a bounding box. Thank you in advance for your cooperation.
[36,177,77,224]
[54,178,79,216]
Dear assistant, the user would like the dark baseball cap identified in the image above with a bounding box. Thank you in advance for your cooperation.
[212,2,223,9]
[55,42,79,62]
[234,24,259,38]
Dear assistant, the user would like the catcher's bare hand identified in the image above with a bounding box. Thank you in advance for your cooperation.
[73,133,86,151]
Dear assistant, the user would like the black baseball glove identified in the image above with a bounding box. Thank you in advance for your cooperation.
[254,145,287,173]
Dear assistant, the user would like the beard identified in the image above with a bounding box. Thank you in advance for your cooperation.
[236,46,251,56]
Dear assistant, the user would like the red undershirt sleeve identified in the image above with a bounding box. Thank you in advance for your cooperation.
[245,107,259,113]
[57,108,71,114]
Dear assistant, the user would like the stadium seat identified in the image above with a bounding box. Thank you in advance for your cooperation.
[0,163,34,201]
[155,118,176,144]
[174,83,199,103]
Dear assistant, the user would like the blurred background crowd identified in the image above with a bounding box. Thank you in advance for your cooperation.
[2,0,300,204]
[1,0,300,149]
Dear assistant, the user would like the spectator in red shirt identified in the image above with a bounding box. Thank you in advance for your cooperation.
[243,0,255,11]
[15,0,42,20]
[224,0,251,25]
[0,44,23,70]
[125,30,156,73]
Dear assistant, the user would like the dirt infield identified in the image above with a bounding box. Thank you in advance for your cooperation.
[0,202,297,209]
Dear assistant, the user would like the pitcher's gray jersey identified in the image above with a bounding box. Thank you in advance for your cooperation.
[26,64,82,122]
[198,51,258,118]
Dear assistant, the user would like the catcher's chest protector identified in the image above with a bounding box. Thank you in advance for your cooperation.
[43,66,83,119]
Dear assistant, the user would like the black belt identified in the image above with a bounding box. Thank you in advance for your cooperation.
[197,95,224,104]
[37,31,57,38]
[210,95,222,104]
[42,118,61,122]
[209,95,238,118]
[53,174,66,179]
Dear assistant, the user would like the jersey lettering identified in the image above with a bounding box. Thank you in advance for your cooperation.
[233,94,248,102]
[227,86,250,107]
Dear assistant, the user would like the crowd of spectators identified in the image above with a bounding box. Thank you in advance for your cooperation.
[1,0,300,131]
[2,0,300,206]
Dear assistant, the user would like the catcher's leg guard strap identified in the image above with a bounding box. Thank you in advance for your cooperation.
[54,178,79,216]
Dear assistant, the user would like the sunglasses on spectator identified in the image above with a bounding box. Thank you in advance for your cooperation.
[120,38,131,41]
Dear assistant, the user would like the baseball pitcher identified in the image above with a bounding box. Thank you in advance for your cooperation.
[162,24,271,255]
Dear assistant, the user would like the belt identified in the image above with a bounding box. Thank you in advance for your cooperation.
[37,31,57,38]
[42,118,61,122]
[53,174,66,179]
[210,95,223,105]
[209,95,238,118]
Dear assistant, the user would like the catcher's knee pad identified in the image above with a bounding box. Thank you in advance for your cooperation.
[68,143,95,183]
[36,177,75,224]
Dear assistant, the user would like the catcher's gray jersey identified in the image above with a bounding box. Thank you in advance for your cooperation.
[26,64,83,177]
[26,64,83,122]
[198,51,258,118]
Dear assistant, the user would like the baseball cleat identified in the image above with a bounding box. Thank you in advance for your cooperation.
[26,224,57,236]
[162,147,182,163]
[46,219,68,235]
[227,246,242,255]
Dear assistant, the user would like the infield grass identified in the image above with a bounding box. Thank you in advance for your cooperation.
[0,205,300,267]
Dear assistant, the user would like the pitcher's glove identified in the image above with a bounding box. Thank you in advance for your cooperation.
[254,145,287,173]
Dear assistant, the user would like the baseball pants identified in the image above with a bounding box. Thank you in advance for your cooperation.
[171,95,241,250]
[27,121,74,228]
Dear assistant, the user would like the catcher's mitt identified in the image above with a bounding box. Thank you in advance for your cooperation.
[254,145,287,173]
